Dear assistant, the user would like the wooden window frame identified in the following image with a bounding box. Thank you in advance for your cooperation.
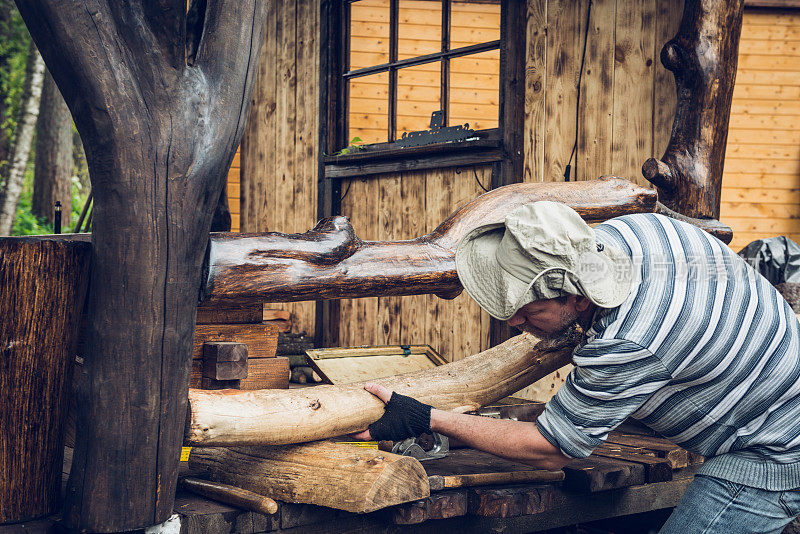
[321,0,523,180]
[316,0,525,348]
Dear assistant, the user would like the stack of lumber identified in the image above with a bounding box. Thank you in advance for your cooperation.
[192,302,287,390]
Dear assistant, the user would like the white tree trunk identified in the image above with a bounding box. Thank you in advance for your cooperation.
[0,42,45,235]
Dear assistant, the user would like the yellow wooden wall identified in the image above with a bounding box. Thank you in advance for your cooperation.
[238,0,319,335]
[721,10,800,252]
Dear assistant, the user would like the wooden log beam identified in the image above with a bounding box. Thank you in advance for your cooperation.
[200,177,657,304]
[186,329,582,446]
[643,0,745,220]
[14,1,268,530]
[188,441,430,514]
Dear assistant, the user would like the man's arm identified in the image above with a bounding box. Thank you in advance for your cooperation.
[354,383,572,470]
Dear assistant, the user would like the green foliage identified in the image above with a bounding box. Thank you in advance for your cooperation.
[332,137,366,156]
[0,3,31,142]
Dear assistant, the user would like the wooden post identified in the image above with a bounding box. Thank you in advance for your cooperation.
[642,0,745,220]
[13,1,268,530]
[0,235,91,523]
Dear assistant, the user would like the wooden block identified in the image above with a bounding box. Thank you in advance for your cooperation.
[562,455,646,493]
[390,491,468,525]
[263,309,291,322]
[240,357,290,390]
[200,377,240,390]
[591,449,673,483]
[606,432,689,469]
[264,319,291,333]
[202,342,248,381]
[196,303,263,325]
[468,485,556,518]
[193,323,278,359]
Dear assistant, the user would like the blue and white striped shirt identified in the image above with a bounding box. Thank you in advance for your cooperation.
[537,213,800,490]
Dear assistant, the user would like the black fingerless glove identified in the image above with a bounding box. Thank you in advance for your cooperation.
[368,392,432,441]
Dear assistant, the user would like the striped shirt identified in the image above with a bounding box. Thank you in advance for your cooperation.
[536,213,800,490]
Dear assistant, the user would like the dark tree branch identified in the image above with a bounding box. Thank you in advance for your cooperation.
[643,0,745,220]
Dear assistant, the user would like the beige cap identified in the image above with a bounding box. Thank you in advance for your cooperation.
[454,201,634,321]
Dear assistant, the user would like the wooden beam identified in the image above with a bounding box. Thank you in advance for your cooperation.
[185,329,581,447]
[188,441,430,513]
[200,177,658,305]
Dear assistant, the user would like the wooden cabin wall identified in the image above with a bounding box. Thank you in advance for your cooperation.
[721,9,800,252]
[337,167,493,362]
[239,0,319,335]
[524,0,682,187]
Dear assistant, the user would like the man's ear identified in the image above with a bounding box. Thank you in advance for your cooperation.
[573,295,593,312]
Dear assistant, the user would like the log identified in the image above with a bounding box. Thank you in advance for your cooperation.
[186,329,582,446]
[15,1,269,530]
[188,441,430,514]
[200,177,657,304]
[643,0,745,220]
[181,478,278,515]
[0,236,91,523]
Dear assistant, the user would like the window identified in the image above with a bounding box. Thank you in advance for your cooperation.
[346,0,501,146]
[320,0,523,181]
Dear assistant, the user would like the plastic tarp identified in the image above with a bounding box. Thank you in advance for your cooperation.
[738,236,800,286]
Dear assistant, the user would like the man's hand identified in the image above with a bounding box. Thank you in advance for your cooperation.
[352,383,432,441]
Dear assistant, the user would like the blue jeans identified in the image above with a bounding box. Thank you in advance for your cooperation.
[660,474,800,534]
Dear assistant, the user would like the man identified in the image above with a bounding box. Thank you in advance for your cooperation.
[354,201,800,533]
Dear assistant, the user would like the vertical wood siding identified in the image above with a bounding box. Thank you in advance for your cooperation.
[238,0,319,335]
[721,10,800,252]
[337,167,492,360]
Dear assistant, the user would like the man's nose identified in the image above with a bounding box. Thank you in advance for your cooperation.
[508,312,524,326]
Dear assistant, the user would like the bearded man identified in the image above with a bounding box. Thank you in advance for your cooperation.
[355,201,800,533]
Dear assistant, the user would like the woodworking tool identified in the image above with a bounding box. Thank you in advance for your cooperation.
[392,432,449,461]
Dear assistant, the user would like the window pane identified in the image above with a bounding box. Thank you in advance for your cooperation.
[451,0,500,48]
[350,0,390,70]
[398,0,442,61]
[349,72,390,144]
[449,50,499,129]
[397,63,441,138]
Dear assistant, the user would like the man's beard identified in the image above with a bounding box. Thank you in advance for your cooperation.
[517,308,582,341]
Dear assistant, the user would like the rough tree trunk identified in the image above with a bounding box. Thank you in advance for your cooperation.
[32,69,72,226]
[0,41,44,235]
[14,1,267,530]
[642,0,745,220]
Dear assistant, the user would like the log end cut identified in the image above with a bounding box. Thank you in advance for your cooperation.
[361,454,431,514]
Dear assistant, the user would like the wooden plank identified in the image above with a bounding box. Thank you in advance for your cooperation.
[606,432,689,469]
[577,0,615,182]
[727,127,800,145]
[738,53,800,70]
[377,172,402,344]
[612,0,656,187]
[196,303,263,325]
[721,202,800,219]
[722,217,800,233]
[726,144,800,159]
[544,0,582,182]
[239,356,290,390]
[723,157,800,174]
[193,323,279,360]
[390,491,468,525]
[523,0,546,183]
[562,454,646,492]
[721,172,800,189]
[467,485,557,518]
[240,0,276,233]
[731,100,800,116]
[425,168,453,360]
[590,449,674,483]
[653,0,684,157]
[399,171,427,349]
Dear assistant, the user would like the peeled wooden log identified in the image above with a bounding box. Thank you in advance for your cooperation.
[656,202,733,244]
[200,177,657,304]
[189,441,430,513]
[186,329,581,446]
[643,0,745,220]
